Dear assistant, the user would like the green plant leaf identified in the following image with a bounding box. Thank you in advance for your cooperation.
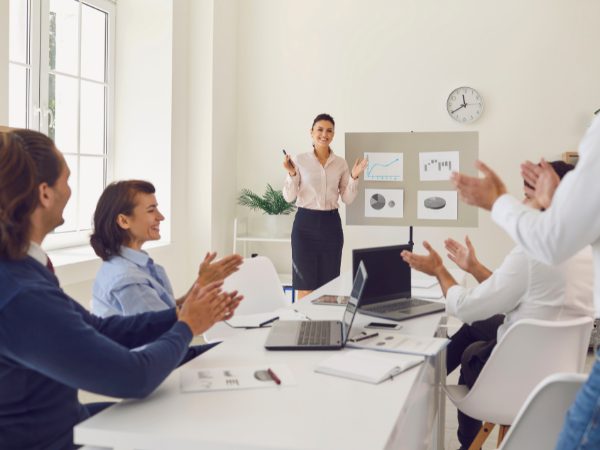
[237,184,297,215]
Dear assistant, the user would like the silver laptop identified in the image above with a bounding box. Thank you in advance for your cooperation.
[353,245,445,321]
[264,261,368,350]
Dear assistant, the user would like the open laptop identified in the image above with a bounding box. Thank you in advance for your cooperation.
[264,261,368,350]
[353,245,445,322]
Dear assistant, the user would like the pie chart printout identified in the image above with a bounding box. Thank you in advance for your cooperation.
[417,191,458,220]
[365,189,404,218]
[424,197,446,210]
[370,194,386,210]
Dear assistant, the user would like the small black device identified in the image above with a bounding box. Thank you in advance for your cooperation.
[353,244,445,322]
[364,322,403,331]
[283,149,295,168]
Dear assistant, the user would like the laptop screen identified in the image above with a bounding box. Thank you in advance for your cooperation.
[352,245,411,306]
[342,261,368,343]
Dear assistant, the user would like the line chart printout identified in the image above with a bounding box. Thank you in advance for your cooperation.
[419,151,460,181]
[364,152,404,181]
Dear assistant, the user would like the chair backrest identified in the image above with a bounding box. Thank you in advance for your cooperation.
[498,373,587,450]
[221,256,288,315]
[460,317,593,425]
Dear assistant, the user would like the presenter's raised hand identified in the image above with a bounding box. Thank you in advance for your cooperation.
[283,155,296,177]
[445,236,478,273]
[197,252,243,287]
[401,241,444,277]
[178,282,231,335]
[521,158,560,209]
[351,156,369,179]
[451,160,507,211]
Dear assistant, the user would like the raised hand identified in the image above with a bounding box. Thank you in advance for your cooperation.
[351,156,369,179]
[283,154,296,176]
[451,160,507,211]
[221,290,244,321]
[445,236,478,273]
[178,282,232,336]
[521,158,560,209]
[197,252,243,287]
[400,241,444,277]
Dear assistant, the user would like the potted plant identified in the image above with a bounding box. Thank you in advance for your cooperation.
[237,184,297,237]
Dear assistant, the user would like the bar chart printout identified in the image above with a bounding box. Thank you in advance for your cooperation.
[419,151,460,181]
[364,152,404,181]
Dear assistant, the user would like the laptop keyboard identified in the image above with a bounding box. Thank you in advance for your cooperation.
[297,321,331,346]
[367,299,432,314]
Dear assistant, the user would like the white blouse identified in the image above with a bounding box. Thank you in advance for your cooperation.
[283,148,358,210]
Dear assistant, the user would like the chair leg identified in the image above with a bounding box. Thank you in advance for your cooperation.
[497,425,510,447]
[469,422,495,450]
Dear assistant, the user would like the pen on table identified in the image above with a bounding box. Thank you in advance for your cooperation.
[268,368,281,385]
[259,317,279,327]
[293,309,312,320]
[355,332,379,342]
[283,149,295,168]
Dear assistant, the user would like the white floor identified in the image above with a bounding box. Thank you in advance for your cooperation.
[79,338,598,450]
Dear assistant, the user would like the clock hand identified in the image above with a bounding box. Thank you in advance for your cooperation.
[462,94,466,106]
[451,105,465,114]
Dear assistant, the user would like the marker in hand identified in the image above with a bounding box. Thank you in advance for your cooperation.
[283,149,295,169]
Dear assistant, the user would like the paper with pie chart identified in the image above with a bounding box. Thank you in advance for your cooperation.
[364,152,403,181]
[419,151,459,181]
[365,189,404,218]
[417,190,457,220]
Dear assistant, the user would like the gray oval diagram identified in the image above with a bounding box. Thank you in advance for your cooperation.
[370,194,386,210]
[388,201,395,208]
[424,197,446,210]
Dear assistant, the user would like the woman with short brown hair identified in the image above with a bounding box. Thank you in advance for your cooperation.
[91,180,243,317]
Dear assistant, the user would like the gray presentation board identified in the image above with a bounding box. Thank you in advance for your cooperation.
[345,131,478,228]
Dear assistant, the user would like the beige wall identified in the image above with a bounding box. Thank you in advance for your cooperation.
[236,0,600,278]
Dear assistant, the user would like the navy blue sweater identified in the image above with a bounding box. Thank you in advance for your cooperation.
[0,257,194,450]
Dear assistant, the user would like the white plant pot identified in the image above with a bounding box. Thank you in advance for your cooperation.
[266,214,282,238]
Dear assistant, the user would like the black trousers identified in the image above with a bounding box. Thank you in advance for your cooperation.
[446,315,505,449]
[291,208,343,290]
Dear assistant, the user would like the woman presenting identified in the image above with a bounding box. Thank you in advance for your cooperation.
[283,114,368,299]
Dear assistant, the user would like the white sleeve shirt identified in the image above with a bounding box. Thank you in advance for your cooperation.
[491,115,600,314]
[445,246,595,340]
[283,148,358,210]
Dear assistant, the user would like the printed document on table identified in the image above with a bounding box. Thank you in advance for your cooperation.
[347,333,450,357]
[181,363,297,393]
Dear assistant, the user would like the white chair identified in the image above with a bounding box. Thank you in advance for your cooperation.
[203,256,288,343]
[496,372,587,450]
[443,317,593,450]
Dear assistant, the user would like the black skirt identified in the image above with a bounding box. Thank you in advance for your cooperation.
[291,207,343,290]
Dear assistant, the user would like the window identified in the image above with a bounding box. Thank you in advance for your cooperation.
[9,0,115,250]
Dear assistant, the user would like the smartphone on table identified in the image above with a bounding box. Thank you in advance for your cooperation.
[311,295,350,306]
[364,322,403,331]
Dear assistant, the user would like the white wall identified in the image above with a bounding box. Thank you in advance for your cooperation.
[236,0,600,278]
[185,0,239,283]
[0,0,8,125]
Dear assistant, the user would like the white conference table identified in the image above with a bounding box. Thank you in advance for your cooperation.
[75,269,466,450]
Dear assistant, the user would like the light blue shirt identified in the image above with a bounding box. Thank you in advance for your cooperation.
[92,246,177,317]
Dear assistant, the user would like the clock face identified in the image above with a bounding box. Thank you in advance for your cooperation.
[447,87,484,124]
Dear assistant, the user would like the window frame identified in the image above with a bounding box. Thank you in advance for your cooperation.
[9,0,116,252]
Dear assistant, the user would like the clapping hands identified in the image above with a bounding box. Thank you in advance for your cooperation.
[521,158,560,209]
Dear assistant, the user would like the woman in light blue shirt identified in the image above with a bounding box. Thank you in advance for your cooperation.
[91,180,243,317]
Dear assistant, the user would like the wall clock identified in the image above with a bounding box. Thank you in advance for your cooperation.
[447,87,483,124]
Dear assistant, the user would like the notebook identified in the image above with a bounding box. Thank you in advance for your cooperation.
[315,350,424,384]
